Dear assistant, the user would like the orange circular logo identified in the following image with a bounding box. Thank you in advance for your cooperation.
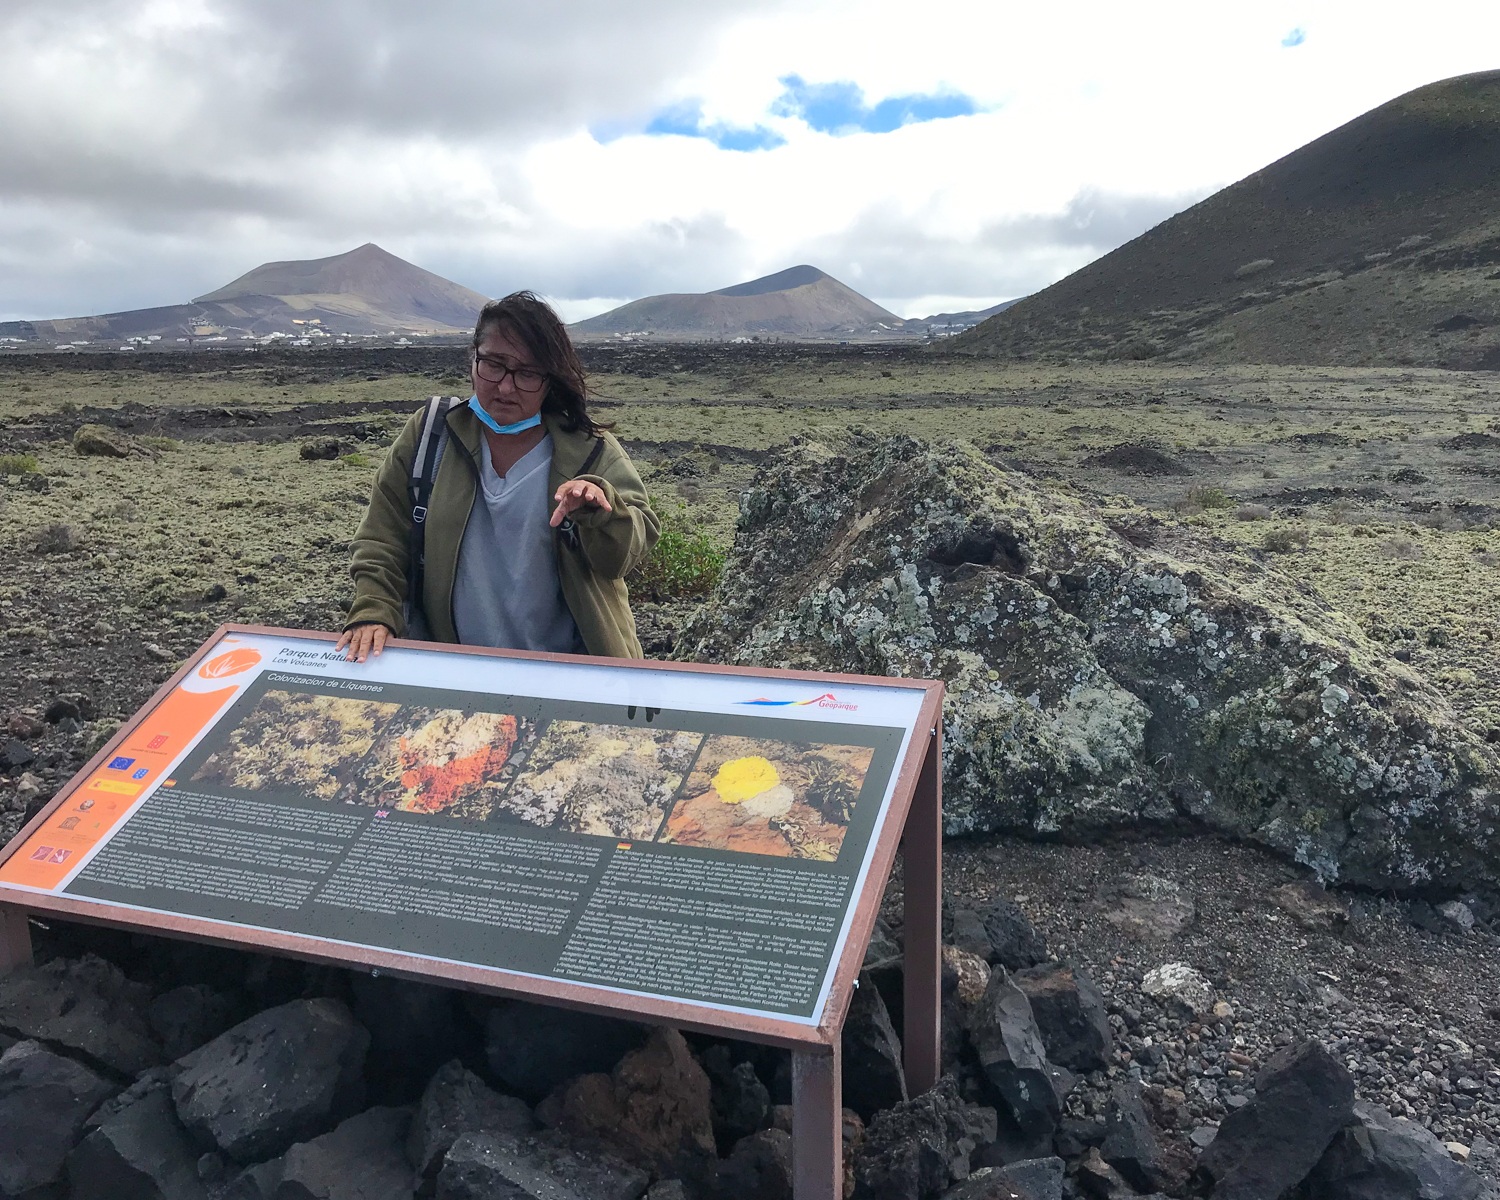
[197,648,263,679]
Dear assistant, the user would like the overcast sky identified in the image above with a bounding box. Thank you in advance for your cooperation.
[2,0,1496,323]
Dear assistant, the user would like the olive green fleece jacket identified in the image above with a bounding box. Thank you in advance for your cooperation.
[345,403,659,658]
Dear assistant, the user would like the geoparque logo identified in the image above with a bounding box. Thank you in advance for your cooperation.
[738,692,858,712]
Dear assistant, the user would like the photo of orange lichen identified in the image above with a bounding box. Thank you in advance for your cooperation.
[504,722,702,839]
[659,736,874,860]
[336,707,529,820]
[190,690,401,800]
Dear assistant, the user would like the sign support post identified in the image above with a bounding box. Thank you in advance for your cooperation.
[902,724,943,1094]
[0,906,31,972]
[793,1045,844,1200]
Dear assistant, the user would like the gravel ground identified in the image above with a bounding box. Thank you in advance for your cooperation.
[940,832,1500,1167]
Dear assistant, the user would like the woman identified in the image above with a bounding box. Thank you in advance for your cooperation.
[336,292,658,662]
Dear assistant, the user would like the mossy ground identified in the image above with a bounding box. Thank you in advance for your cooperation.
[1,348,1497,739]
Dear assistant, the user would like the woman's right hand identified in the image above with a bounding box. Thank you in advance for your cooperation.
[335,622,392,663]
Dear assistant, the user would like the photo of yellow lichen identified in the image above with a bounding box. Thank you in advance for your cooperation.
[503,722,703,839]
[335,707,529,820]
[659,735,874,860]
[189,690,401,800]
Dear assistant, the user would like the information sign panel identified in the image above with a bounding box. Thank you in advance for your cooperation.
[0,626,942,1054]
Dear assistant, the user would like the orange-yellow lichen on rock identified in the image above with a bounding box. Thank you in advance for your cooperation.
[713,756,779,803]
[397,715,519,813]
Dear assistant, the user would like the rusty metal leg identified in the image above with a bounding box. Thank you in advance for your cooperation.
[793,1045,842,1200]
[0,906,33,973]
[901,725,942,1095]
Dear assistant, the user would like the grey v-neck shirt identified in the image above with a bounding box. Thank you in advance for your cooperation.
[451,434,582,653]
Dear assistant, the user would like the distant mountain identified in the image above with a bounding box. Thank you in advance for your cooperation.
[911,298,1021,332]
[953,70,1500,370]
[570,265,911,341]
[2,244,489,344]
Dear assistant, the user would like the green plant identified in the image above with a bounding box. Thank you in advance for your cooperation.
[1189,486,1234,510]
[1262,526,1310,553]
[0,453,39,474]
[631,504,726,601]
[138,436,180,452]
[340,452,373,468]
[1381,535,1423,560]
[34,522,80,554]
[1174,485,1234,515]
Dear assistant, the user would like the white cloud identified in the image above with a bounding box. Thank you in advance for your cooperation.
[2,0,1498,321]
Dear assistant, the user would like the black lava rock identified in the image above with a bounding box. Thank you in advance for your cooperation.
[1195,1040,1355,1200]
[171,997,370,1162]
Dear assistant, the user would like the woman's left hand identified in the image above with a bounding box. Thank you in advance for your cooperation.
[550,479,613,527]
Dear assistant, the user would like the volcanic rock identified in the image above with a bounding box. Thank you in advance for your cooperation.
[537,1027,716,1192]
[1100,1081,1189,1194]
[701,1045,769,1152]
[1074,1146,1139,1199]
[853,1076,997,1200]
[299,437,346,461]
[980,899,1049,970]
[0,1039,117,1196]
[434,1130,649,1200]
[147,983,239,1060]
[995,1156,1066,1200]
[0,738,34,771]
[715,1128,793,1200]
[941,1157,1066,1199]
[1195,1040,1355,1200]
[1011,964,1112,1072]
[0,952,162,1074]
[948,906,994,960]
[171,997,370,1162]
[406,1059,535,1185]
[1105,874,1196,940]
[349,974,472,1103]
[680,435,1500,894]
[484,1000,646,1103]
[66,1085,207,1200]
[842,971,908,1119]
[941,945,992,1008]
[966,973,1070,1141]
[73,423,134,457]
[1139,962,1215,1018]
[1309,1100,1494,1199]
[223,1158,286,1200]
[1270,879,1352,931]
[277,1105,418,1200]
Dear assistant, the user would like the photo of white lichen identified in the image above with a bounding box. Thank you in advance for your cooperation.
[503,721,702,839]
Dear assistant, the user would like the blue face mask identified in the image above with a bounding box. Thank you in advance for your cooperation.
[467,395,542,436]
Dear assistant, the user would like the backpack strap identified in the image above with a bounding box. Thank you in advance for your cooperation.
[405,396,457,629]
[578,435,605,477]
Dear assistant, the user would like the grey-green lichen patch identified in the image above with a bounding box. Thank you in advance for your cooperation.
[679,433,1500,896]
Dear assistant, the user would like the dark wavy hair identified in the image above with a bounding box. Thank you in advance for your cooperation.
[471,291,609,435]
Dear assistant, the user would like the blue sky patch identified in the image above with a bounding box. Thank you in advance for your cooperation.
[1281,27,1307,47]
[593,101,785,151]
[772,75,979,135]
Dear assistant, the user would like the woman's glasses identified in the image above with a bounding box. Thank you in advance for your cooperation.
[474,355,547,393]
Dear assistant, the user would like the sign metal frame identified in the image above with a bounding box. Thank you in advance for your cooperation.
[0,625,943,1200]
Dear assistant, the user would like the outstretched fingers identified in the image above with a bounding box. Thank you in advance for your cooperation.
[550,479,612,527]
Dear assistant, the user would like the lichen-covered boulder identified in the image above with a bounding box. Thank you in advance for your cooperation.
[680,434,1500,894]
[72,423,134,457]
